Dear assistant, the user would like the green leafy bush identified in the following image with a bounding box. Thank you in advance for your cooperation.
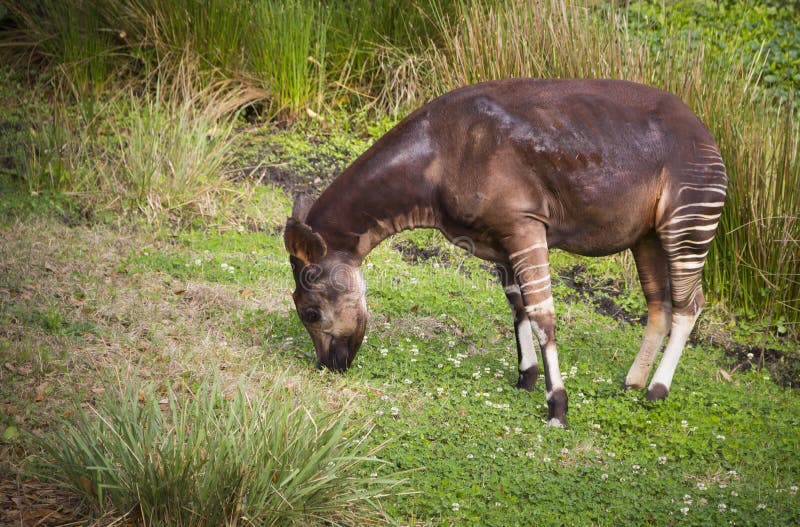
[625,0,800,100]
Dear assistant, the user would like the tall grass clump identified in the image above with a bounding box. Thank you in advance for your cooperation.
[34,374,397,526]
[424,0,799,332]
[0,0,118,91]
[108,60,238,219]
[707,98,800,331]
[17,56,253,221]
[248,0,328,118]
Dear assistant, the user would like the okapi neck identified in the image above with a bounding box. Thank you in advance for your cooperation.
[308,195,438,263]
[305,119,441,262]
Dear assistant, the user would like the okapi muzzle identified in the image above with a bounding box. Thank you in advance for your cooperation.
[283,78,727,429]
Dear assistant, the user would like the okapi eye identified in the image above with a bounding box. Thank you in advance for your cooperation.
[302,308,321,324]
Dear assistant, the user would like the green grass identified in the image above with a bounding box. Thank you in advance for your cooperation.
[1,186,798,525]
[139,230,800,526]
[34,374,398,526]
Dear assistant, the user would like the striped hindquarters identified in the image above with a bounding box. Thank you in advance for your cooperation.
[658,143,727,311]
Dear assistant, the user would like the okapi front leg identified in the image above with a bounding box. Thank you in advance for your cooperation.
[496,263,539,390]
[505,223,567,428]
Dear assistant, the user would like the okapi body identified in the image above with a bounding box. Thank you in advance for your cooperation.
[284,79,726,428]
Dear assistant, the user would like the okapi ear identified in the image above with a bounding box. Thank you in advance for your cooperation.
[284,217,327,265]
[291,194,314,222]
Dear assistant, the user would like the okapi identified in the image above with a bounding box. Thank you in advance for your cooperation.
[284,79,726,428]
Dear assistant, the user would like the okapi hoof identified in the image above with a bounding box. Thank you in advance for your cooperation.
[546,417,568,429]
[546,388,568,429]
[646,383,669,401]
[516,366,539,391]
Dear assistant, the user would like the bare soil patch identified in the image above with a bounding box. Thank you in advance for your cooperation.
[557,264,644,326]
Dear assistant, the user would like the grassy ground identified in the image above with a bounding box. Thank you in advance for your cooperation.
[1,121,798,525]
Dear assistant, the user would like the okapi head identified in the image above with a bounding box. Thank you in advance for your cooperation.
[284,196,367,371]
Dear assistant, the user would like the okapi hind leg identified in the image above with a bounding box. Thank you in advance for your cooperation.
[495,263,539,391]
[624,234,672,390]
[504,223,567,428]
[648,146,726,400]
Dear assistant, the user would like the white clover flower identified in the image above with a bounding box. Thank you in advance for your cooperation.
[451,502,460,512]
[681,420,689,428]
[390,407,400,416]
[542,457,551,463]
[460,390,468,397]
[601,473,609,480]
[697,483,707,491]
[716,434,726,441]
[680,507,689,515]
[403,378,412,384]
[791,485,798,493]
[718,503,727,511]
[466,453,474,459]
[757,503,766,510]
[632,464,640,471]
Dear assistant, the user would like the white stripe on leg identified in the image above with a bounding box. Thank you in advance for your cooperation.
[517,318,538,372]
[647,312,698,400]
